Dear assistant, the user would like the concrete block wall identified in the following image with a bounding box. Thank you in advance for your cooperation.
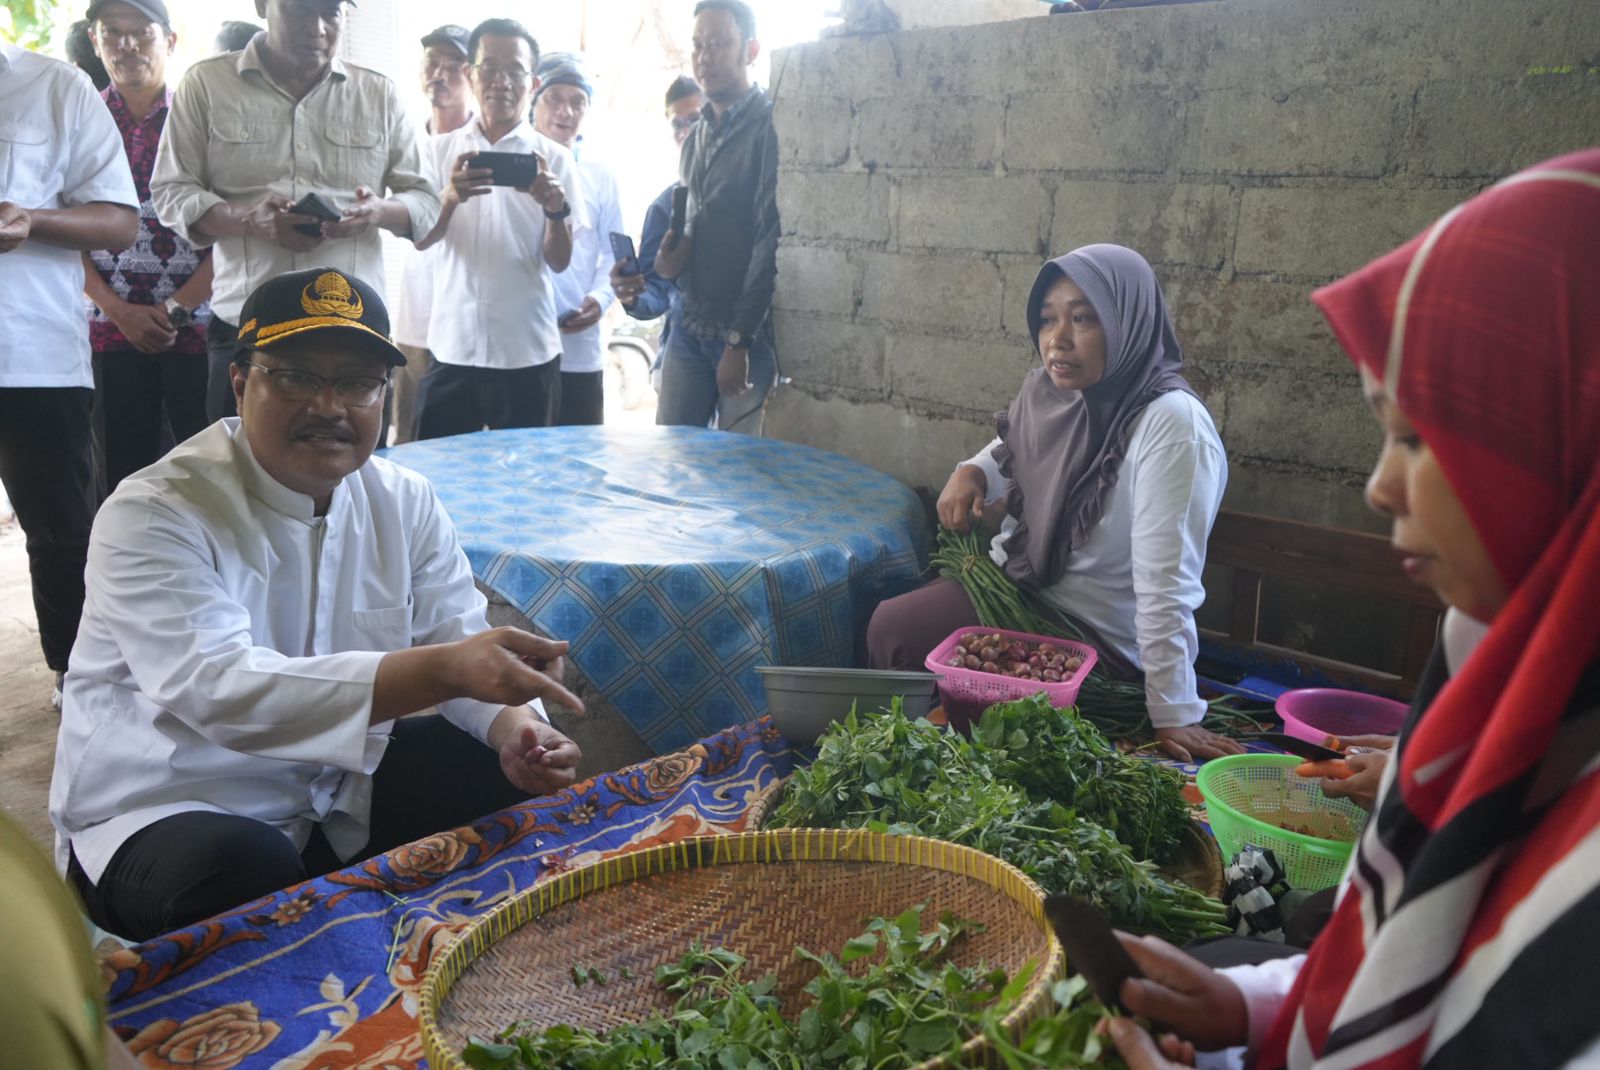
[764,0,1600,530]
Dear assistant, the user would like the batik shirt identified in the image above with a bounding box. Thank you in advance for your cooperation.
[87,86,210,354]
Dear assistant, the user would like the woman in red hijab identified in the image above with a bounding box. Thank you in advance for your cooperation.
[1107,148,1600,1070]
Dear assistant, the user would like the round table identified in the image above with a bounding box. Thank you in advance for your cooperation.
[385,427,928,753]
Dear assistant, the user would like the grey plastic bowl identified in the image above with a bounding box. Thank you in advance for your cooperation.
[756,665,942,745]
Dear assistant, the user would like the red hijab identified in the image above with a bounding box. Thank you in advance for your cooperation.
[1259,149,1600,1067]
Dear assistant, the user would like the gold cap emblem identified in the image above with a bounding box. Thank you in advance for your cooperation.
[300,271,364,320]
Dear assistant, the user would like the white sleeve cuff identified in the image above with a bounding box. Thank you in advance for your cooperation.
[1145,698,1206,730]
[1218,955,1305,1055]
[961,438,1007,503]
[438,697,504,746]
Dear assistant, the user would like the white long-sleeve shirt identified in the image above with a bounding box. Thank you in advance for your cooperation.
[49,420,516,882]
[965,391,1227,728]
[549,141,623,374]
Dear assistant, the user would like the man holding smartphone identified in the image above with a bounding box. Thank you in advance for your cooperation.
[150,0,440,424]
[414,19,585,437]
[610,75,702,394]
[650,0,779,434]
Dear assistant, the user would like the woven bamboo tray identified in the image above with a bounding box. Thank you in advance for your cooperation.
[419,829,1065,1070]
[746,776,1225,900]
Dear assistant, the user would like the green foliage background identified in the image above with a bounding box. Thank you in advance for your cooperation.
[2,0,63,49]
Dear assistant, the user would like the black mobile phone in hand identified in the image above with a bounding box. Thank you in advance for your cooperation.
[474,150,540,188]
[670,184,688,235]
[610,232,640,275]
[290,192,340,237]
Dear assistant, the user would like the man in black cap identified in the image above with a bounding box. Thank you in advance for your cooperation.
[83,0,216,501]
[50,268,582,942]
[388,24,474,445]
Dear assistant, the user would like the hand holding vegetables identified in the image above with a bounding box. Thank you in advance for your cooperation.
[1318,751,1389,812]
[937,464,989,532]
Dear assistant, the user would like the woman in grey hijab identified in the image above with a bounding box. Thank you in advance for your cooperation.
[867,244,1239,762]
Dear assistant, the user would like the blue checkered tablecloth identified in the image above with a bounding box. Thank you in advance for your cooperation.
[385,427,929,752]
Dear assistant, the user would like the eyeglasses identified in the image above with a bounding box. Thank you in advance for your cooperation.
[472,63,531,85]
[670,116,698,132]
[424,59,465,77]
[246,362,388,407]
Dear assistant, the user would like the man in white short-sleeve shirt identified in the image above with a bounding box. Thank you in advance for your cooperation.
[50,267,583,942]
[415,18,588,439]
[0,40,139,704]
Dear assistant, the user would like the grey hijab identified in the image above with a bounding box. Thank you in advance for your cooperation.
[994,244,1197,588]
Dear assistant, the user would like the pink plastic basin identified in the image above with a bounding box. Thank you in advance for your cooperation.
[1276,688,1409,745]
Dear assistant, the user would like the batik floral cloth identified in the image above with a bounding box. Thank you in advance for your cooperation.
[102,719,792,1069]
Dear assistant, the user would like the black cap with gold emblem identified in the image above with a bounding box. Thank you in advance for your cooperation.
[235,268,407,367]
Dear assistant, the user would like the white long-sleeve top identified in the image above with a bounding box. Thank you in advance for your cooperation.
[964,391,1227,728]
[548,141,624,374]
[49,419,516,882]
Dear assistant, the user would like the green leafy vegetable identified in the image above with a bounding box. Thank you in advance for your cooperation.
[462,906,1129,1070]
[971,694,1189,863]
[770,706,1228,940]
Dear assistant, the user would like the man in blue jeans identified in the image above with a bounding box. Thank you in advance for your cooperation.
[651,0,778,434]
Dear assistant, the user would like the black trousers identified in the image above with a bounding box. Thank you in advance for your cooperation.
[91,347,209,499]
[557,369,605,426]
[0,387,96,672]
[68,714,529,941]
[415,360,561,440]
[204,316,240,423]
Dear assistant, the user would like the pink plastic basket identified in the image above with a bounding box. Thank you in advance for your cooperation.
[1276,688,1409,745]
[924,626,1098,710]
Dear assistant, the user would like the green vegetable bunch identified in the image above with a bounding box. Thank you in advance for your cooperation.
[460,906,1128,1070]
[770,708,1229,940]
[970,694,1189,863]
[931,529,1270,741]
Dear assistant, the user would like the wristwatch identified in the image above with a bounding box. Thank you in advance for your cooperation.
[725,329,750,350]
[544,200,572,221]
[164,298,192,328]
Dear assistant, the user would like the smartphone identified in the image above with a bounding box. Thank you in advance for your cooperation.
[557,308,581,326]
[610,232,640,275]
[670,184,688,235]
[474,150,540,188]
[1042,895,1144,1011]
[289,192,340,237]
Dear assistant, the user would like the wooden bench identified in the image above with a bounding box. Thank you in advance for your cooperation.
[1201,510,1445,698]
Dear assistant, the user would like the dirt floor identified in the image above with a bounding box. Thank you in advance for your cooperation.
[0,514,61,852]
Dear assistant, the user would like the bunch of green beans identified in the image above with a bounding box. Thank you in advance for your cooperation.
[930,529,1270,741]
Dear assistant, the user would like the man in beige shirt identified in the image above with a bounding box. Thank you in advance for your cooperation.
[151,0,439,424]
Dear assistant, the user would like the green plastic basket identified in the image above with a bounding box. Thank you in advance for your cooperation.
[1195,753,1367,891]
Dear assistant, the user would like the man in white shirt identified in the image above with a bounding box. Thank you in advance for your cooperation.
[0,40,139,706]
[414,18,586,439]
[534,52,623,426]
[50,268,583,941]
[387,23,474,446]
[150,0,440,426]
